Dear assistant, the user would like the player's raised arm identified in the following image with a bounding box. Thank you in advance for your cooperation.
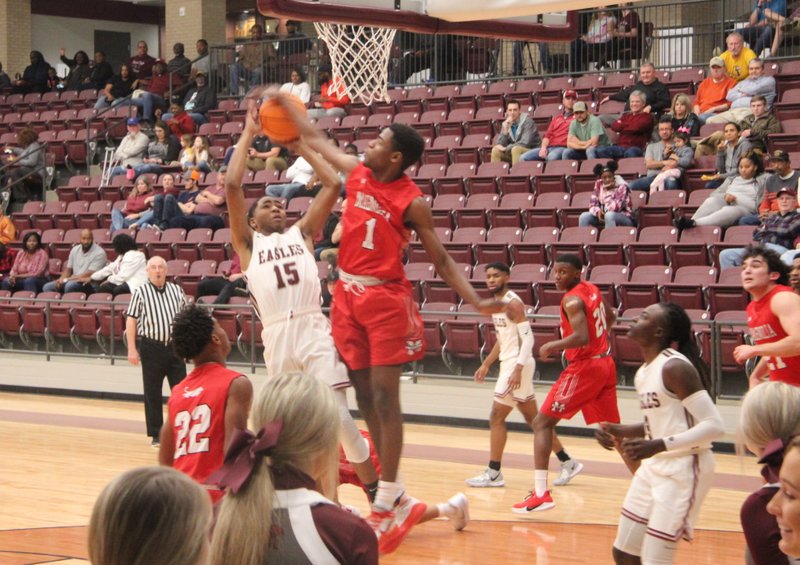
[226,96,260,270]
[406,197,499,314]
[293,139,343,243]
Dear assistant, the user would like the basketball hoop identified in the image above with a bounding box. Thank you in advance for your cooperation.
[313,22,397,105]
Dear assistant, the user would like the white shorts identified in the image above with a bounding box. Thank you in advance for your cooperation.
[614,450,715,563]
[261,312,351,390]
[493,359,536,408]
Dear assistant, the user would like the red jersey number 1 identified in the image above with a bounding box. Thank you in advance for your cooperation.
[362,218,377,250]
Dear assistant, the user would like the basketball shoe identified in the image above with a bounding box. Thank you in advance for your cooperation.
[512,490,555,514]
[446,492,470,531]
[553,460,584,486]
[465,467,505,487]
[369,496,427,554]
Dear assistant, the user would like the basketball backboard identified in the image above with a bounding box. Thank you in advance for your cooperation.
[256,0,608,41]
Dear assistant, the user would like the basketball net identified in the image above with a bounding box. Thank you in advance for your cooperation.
[313,23,397,105]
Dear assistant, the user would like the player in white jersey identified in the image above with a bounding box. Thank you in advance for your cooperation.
[596,302,724,564]
[225,91,376,493]
[466,263,583,488]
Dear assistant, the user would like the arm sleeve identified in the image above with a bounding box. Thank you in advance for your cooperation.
[652,83,671,113]
[91,260,113,281]
[515,321,534,366]
[662,390,724,452]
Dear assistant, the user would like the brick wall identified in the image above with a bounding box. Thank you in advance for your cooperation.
[165,0,225,59]
[0,0,32,79]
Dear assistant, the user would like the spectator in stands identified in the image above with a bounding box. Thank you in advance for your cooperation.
[192,39,209,79]
[247,134,289,172]
[197,252,247,304]
[344,143,359,157]
[45,67,60,92]
[163,71,215,126]
[739,94,782,153]
[84,51,114,92]
[279,67,311,104]
[90,233,147,295]
[739,0,787,59]
[721,32,757,82]
[111,176,156,231]
[164,102,195,136]
[42,228,107,294]
[150,170,202,231]
[171,167,226,230]
[307,65,350,119]
[95,63,134,110]
[0,231,49,292]
[628,117,681,191]
[129,59,181,124]
[177,134,193,165]
[741,149,799,225]
[720,186,800,269]
[676,152,767,229]
[58,49,91,92]
[579,161,635,228]
[666,93,701,137]
[569,6,616,72]
[229,24,272,95]
[605,90,653,158]
[133,121,181,176]
[128,40,156,81]
[694,57,738,123]
[110,118,150,177]
[647,130,694,192]
[0,242,16,277]
[89,466,211,565]
[609,3,642,66]
[277,20,313,58]
[315,202,344,261]
[520,90,577,162]
[564,101,612,160]
[161,172,179,197]
[707,59,776,124]
[181,135,211,173]
[0,207,14,243]
[599,61,671,119]
[265,152,314,200]
[391,32,433,84]
[167,42,192,84]
[0,62,10,90]
[12,50,50,94]
[697,122,754,186]
[1,128,45,204]
[490,99,539,165]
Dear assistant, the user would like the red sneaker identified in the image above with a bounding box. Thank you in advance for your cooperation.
[379,495,427,554]
[511,490,555,514]
[365,508,396,550]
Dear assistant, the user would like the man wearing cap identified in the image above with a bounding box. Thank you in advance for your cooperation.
[491,99,539,165]
[720,186,800,269]
[129,59,182,124]
[563,101,612,161]
[171,167,227,231]
[150,169,203,231]
[740,150,799,225]
[694,57,738,123]
[110,118,149,176]
[707,58,776,124]
[520,90,576,162]
[163,71,216,126]
[720,32,758,82]
[308,65,350,119]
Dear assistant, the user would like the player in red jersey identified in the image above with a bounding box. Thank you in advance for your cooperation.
[159,304,253,502]
[283,112,498,550]
[513,254,620,513]
[734,244,800,388]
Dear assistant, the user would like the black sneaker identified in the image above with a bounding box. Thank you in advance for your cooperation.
[151,437,160,448]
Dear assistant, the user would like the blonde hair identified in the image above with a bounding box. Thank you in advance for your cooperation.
[88,466,211,565]
[671,93,692,116]
[210,372,340,565]
[739,381,800,456]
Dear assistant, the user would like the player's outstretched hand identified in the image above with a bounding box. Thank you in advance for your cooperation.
[474,364,489,383]
[733,344,757,364]
[621,438,665,461]
[476,298,504,315]
[595,422,619,451]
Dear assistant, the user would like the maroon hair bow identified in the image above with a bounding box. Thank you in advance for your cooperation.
[206,421,283,494]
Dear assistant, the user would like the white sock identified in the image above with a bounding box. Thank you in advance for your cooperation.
[374,479,404,512]
[534,470,549,497]
[436,502,453,518]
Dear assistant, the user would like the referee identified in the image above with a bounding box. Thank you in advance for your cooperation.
[125,255,187,447]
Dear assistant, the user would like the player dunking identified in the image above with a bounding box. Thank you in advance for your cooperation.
[285,112,498,548]
[734,244,800,388]
[596,302,724,564]
[159,304,253,502]
[466,262,583,488]
[514,254,619,513]
[225,92,380,509]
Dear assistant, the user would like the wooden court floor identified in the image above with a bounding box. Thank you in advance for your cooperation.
[0,392,757,564]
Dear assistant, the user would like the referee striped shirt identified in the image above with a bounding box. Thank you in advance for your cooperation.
[126,281,187,344]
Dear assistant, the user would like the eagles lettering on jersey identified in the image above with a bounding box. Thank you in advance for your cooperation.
[257,243,306,264]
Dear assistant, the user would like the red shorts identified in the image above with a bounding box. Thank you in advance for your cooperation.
[338,430,381,488]
[331,280,424,371]
[540,356,620,425]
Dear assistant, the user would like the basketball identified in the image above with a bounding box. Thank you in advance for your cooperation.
[259,94,307,144]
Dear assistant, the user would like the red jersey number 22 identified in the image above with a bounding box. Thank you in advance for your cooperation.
[174,404,211,458]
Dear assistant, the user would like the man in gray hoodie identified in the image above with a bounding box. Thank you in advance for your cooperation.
[490,100,540,165]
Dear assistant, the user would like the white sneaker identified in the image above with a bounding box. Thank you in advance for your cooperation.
[446,492,470,531]
[553,460,584,486]
[465,468,505,488]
